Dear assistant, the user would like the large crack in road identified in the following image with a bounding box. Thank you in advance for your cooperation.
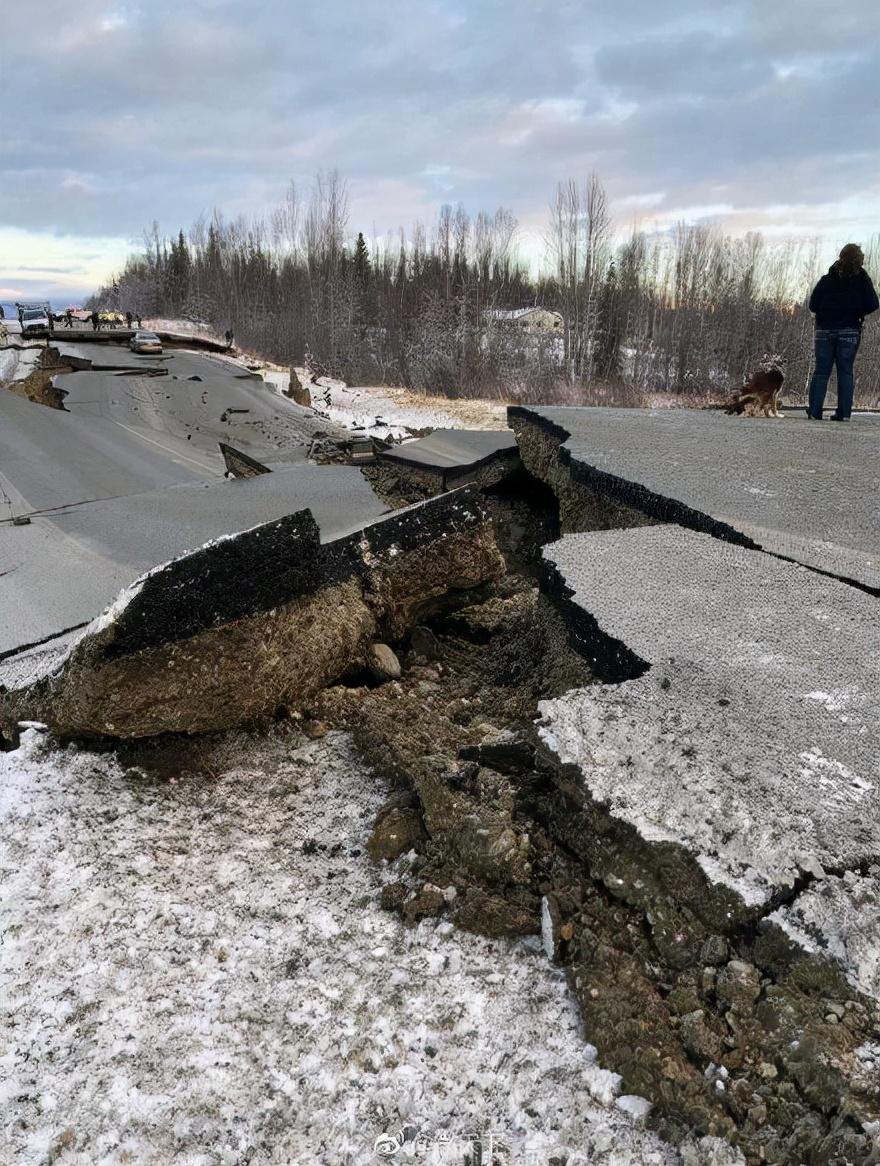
[299,416,880,1163]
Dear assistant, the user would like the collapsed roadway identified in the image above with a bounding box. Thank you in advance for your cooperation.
[2,350,879,1162]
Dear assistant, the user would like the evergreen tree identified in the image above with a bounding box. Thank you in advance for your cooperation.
[353,232,371,284]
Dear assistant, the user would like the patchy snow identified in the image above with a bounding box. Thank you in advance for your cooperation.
[287,369,508,442]
[0,727,738,1165]
[615,1095,652,1121]
[0,341,42,386]
[143,318,219,343]
[252,367,506,441]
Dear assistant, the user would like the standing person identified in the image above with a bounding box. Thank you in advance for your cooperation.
[90,310,100,332]
[125,311,133,329]
[65,309,73,328]
[136,314,142,328]
[807,244,879,421]
[224,328,234,350]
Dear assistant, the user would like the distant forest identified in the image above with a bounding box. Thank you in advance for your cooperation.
[90,171,880,406]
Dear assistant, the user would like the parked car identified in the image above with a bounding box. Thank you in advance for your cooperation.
[130,330,163,354]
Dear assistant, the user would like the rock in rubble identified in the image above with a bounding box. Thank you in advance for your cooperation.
[301,719,328,740]
[286,366,313,408]
[368,642,402,682]
[715,960,762,1014]
[409,625,441,660]
[453,885,537,938]
[402,882,447,924]
[368,804,426,863]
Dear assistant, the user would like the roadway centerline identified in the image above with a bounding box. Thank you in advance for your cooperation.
[108,418,218,474]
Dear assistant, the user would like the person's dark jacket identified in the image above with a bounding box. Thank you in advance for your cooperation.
[809,264,879,330]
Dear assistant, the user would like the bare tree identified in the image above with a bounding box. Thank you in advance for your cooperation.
[91,171,880,409]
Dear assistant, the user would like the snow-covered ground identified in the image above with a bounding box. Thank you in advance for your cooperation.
[268,369,508,441]
[0,319,43,386]
[0,727,739,1165]
[143,319,220,344]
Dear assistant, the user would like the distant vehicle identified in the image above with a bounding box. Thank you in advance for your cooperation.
[130,330,163,354]
[19,306,50,334]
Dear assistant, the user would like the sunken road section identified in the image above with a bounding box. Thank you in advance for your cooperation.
[0,487,503,739]
[509,405,880,591]
[503,402,880,1158]
[377,428,521,492]
[541,524,880,942]
[0,464,389,659]
[535,525,880,1161]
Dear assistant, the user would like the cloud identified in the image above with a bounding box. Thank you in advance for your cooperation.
[0,226,131,303]
[2,0,879,296]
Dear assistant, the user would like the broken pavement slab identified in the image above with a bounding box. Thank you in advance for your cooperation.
[533,524,880,1160]
[1,488,504,738]
[49,340,166,373]
[378,428,520,493]
[377,427,520,494]
[510,405,880,590]
[53,347,341,464]
[0,385,210,516]
[0,464,389,657]
[539,524,880,948]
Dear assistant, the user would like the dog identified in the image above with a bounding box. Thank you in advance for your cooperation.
[725,357,786,418]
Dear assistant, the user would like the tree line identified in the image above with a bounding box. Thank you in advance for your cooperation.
[89,170,880,406]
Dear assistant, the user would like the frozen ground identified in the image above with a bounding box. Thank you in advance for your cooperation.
[281,369,508,441]
[0,340,42,386]
[143,319,220,344]
[0,728,739,1165]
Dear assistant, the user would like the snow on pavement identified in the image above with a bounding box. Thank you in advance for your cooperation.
[0,728,739,1165]
[0,342,42,386]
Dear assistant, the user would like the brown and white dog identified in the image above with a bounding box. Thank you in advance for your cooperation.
[725,357,786,418]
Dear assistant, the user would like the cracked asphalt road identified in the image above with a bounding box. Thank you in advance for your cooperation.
[0,345,379,663]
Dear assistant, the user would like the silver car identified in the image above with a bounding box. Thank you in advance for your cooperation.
[130,330,163,354]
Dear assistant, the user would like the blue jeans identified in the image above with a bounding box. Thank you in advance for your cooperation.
[808,328,861,418]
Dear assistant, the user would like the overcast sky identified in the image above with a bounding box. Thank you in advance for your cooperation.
[2,0,879,302]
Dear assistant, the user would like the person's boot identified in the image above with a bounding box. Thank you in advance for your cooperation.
[829,413,850,421]
[805,408,823,420]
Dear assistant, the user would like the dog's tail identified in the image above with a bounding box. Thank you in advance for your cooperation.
[725,393,754,415]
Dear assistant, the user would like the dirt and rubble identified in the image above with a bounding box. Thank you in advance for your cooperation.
[302,576,880,1164]
[2,345,72,409]
[298,440,880,1164]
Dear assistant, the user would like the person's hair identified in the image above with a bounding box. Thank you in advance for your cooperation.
[836,243,865,277]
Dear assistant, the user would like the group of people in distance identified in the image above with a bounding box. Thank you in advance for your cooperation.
[85,310,142,331]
